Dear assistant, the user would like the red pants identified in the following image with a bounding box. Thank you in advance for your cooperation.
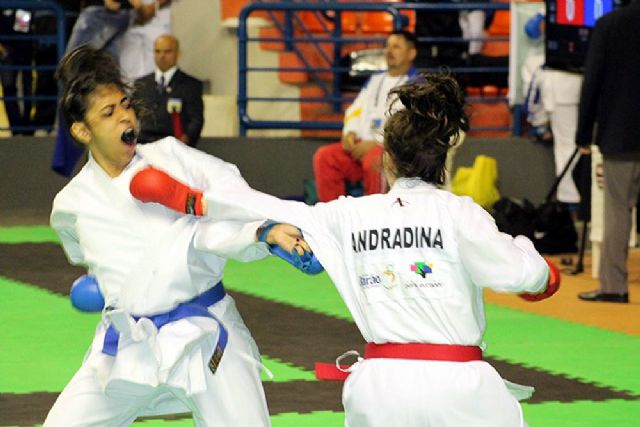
[313,142,385,202]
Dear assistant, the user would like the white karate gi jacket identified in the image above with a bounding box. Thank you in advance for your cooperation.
[50,137,269,403]
[205,178,547,345]
[203,177,549,427]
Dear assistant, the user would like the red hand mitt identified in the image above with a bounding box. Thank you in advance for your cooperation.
[519,257,561,302]
[130,166,204,216]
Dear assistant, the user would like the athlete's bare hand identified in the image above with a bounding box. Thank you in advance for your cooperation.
[266,223,311,255]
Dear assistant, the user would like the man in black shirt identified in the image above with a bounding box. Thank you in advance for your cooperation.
[576,0,640,304]
[133,34,204,147]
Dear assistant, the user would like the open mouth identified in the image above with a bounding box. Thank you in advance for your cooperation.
[121,128,137,145]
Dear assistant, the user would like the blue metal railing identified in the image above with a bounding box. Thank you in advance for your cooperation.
[0,0,67,134]
[238,1,513,136]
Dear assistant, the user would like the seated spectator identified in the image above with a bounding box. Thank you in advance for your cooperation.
[313,31,417,202]
[133,34,204,147]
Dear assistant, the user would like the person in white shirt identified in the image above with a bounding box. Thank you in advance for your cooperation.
[131,73,561,427]
[44,46,302,427]
[119,0,172,81]
[312,31,418,202]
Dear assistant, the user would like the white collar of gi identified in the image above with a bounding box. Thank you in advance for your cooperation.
[155,66,178,85]
[87,150,143,180]
[389,177,436,192]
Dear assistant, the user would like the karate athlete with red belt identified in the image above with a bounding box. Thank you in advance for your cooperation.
[131,74,560,427]
[43,46,308,427]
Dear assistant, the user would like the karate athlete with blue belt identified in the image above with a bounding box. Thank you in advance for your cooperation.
[45,47,308,427]
[132,74,561,427]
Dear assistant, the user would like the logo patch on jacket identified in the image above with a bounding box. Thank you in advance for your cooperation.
[411,262,433,278]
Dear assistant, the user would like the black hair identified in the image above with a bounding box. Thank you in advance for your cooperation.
[384,72,469,185]
[55,46,138,138]
[390,30,417,49]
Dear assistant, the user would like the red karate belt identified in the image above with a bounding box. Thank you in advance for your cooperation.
[365,342,483,362]
[171,108,184,141]
[315,343,483,381]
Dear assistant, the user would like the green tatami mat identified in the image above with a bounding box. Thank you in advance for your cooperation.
[484,304,640,395]
[223,258,351,320]
[0,275,99,393]
[522,399,640,426]
[127,411,346,426]
[270,411,345,426]
[261,357,315,382]
[0,226,59,244]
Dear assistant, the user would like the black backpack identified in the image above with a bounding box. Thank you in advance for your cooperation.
[492,147,581,255]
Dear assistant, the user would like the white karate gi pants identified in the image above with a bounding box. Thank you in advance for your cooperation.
[342,359,527,427]
[43,297,270,427]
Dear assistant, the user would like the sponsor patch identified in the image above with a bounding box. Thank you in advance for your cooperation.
[359,274,382,288]
[382,264,398,289]
[411,262,433,278]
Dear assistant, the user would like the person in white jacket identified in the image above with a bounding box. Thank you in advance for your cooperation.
[132,73,561,427]
[44,46,300,427]
[312,31,418,202]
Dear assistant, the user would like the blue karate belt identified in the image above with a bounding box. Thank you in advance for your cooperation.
[102,283,228,357]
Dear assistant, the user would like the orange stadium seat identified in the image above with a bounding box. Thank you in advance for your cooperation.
[299,10,358,34]
[278,52,309,84]
[220,0,268,21]
[481,1,510,57]
[359,0,415,34]
[468,86,511,137]
[360,11,415,34]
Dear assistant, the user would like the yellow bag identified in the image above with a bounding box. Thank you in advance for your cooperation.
[451,155,500,209]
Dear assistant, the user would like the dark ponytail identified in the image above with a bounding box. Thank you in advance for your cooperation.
[384,73,469,185]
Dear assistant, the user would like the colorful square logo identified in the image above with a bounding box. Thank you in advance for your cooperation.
[411,262,433,278]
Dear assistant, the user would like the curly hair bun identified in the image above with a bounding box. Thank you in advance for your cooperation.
[383,73,469,185]
[392,73,468,147]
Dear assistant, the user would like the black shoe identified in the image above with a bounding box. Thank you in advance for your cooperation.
[578,290,629,303]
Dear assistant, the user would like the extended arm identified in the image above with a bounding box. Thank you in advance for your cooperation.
[130,166,325,273]
[456,198,557,299]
